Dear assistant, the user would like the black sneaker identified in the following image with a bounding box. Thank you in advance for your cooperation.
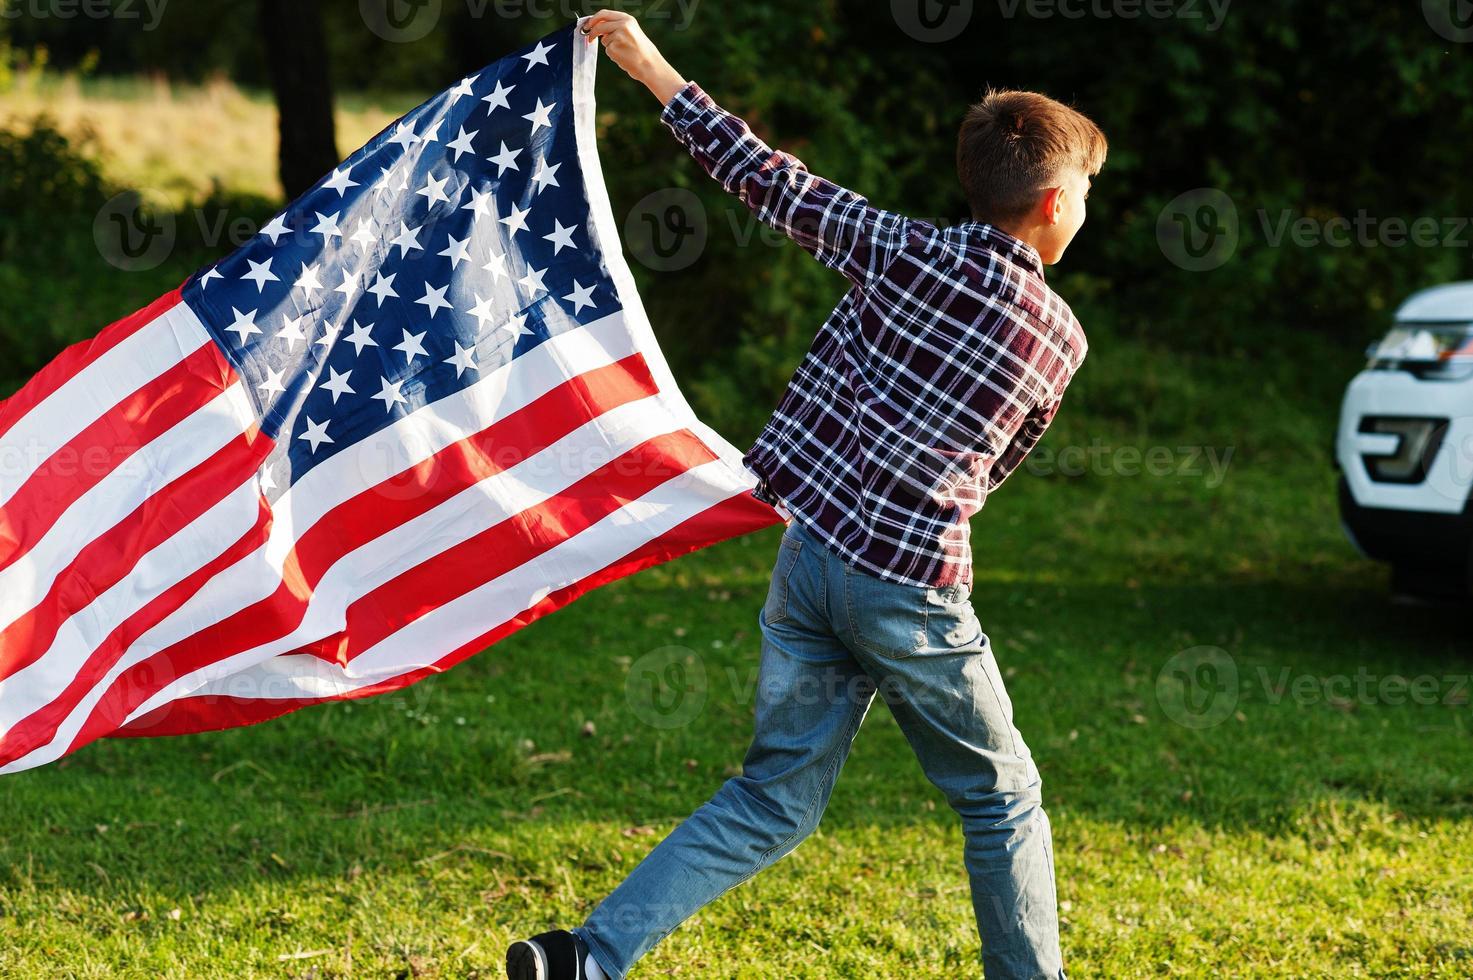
[506,929,593,980]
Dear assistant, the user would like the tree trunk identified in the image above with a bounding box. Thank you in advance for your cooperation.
[258,0,339,200]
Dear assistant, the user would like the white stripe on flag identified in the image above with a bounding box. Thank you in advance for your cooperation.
[0,301,212,507]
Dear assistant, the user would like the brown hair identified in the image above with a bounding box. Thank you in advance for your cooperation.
[957,89,1107,225]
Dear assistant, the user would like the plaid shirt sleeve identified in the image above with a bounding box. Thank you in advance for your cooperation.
[987,394,1061,493]
[660,82,910,288]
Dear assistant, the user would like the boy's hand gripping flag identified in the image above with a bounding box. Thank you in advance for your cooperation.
[0,25,780,774]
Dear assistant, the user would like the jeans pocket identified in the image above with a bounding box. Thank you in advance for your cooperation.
[761,534,804,627]
[848,573,929,660]
[924,586,982,650]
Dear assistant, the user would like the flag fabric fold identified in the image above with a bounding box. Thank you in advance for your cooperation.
[0,24,780,774]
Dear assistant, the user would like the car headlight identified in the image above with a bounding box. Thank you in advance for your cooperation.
[1367,322,1473,380]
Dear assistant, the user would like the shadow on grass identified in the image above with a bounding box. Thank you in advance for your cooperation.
[2,570,1470,906]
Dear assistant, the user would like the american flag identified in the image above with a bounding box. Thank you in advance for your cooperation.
[0,25,779,775]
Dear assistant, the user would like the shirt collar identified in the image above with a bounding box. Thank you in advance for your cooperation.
[956,222,1046,278]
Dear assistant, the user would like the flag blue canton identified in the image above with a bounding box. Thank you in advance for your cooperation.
[182,29,622,493]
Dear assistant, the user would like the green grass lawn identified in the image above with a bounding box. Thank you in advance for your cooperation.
[2,410,1470,977]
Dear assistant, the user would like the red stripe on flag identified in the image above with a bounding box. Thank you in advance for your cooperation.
[0,287,185,443]
[0,452,275,768]
[67,355,666,744]
[111,489,780,737]
[0,341,236,577]
[0,427,268,685]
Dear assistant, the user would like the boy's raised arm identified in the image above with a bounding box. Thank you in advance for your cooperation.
[584,11,910,288]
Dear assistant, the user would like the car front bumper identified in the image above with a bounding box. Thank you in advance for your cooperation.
[1337,476,1473,571]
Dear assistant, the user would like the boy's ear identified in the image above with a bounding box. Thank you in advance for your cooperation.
[1039,186,1066,226]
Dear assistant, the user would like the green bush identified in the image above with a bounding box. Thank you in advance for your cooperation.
[0,119,273,397]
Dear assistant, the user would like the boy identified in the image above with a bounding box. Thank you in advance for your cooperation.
[508,10,1106,979]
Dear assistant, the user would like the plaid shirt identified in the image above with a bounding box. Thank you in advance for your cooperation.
[661,84,1087,589]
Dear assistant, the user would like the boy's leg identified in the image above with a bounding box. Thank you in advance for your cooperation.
[838,564,1064,980]
[578,527,872,980]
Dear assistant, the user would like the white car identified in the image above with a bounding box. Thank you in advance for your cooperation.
[1337,281,1473,597]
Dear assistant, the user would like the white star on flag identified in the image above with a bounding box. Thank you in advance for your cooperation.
[488,141,521,175]
[440,234,473,269]
[446,126,479,161]
[483,249,509,282]
[449,73,478,101]
[463,186,495,218]
[481,79,516,113]
[417,172,452,206]
[241,258,278,292]
[446,342,479,378]
[368,272,399,306]
[523,98,555,133]
[321,367,355,403]
[372,376,409,412]
[532,158,561,193]
[295,262,324,294]
[345,320,379,356]
[395,329,430,364]
[391,222,423,256]
[465,294,498,330]
[416,284,453,318]
[226,307,261,344]
[387,122,420,149]
[258,367,287,396]
[349,218,378,251]
[563,281,597,314]
[276,314,308,352]
[314,320,341,349]
[299,417,333,452]
[502,313,532,339]
[335,267,362,302]
[522,39,554,69]
[544,220,577,254]
[260,214,291,244]
[518,266,547,295]
[323,167,358,196]
[310,211,341,240]
[500,203,531,236]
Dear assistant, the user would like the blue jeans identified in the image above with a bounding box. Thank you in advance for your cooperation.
[578,520,1065,978]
